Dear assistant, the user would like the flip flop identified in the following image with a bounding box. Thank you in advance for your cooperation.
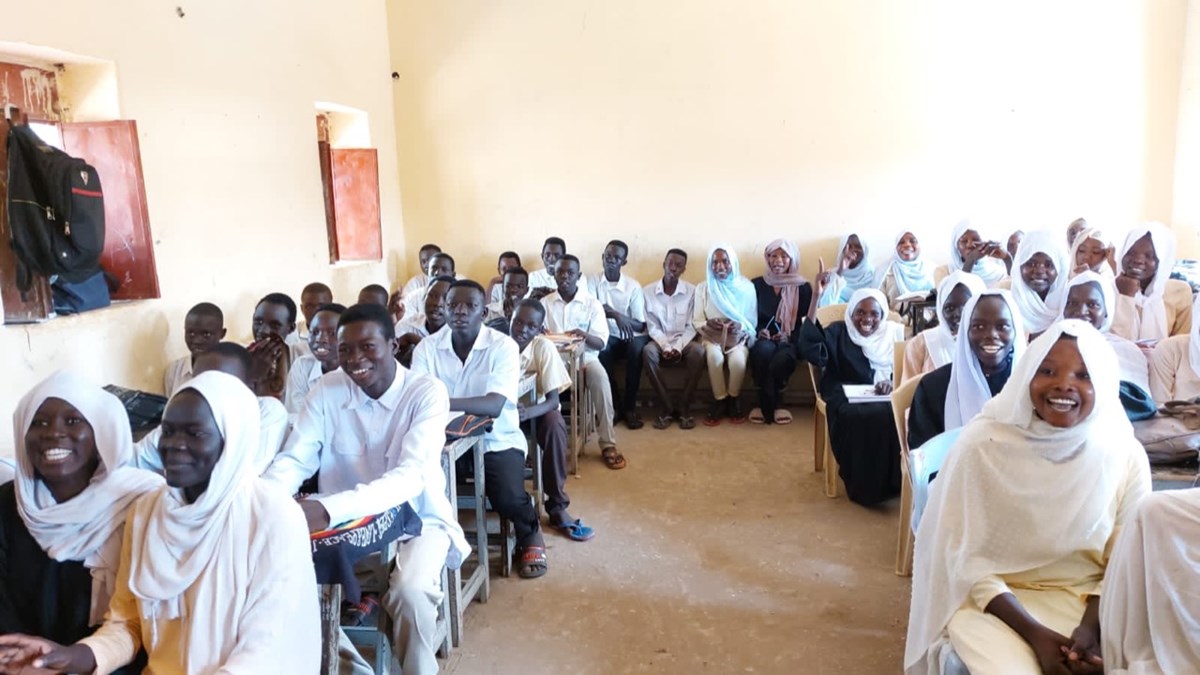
[748,407,766,424]
[602,447,627,470]
[554,519,596,542]
[652,414,675,430]
[678,415,697,430]
[518,545,548,579]
[774,409,794,425]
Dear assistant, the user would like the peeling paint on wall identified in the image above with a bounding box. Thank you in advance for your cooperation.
[19,68,55,118]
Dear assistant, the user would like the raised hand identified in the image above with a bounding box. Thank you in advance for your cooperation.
[388,291,406,324]
[815,257,834,293]
[1114,273,1141,297]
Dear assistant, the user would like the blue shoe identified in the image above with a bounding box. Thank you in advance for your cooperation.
[554,518,595,542]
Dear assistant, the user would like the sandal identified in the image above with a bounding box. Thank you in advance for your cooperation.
[340,593,380,626]
[748,407,766,424]
[625,411,644,430]
[554,519,596,542]
[726,397,748,425]
[518,545,548,579]
[601,446,627,470]
[678,415,696,430]
[652,414,675,430]
[774,409,794,425]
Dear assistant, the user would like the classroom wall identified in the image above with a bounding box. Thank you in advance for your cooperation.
[1172,0,1200,257]
[0,0,406,452]
[387,0,1190,283]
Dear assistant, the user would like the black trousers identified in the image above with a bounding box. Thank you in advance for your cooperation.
[749,339,799,421]
[597,334,651,413]
[461,448,543,548]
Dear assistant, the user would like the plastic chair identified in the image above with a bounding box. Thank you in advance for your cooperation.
[890,371,924,577]
[910,428,962,535]
[806,361,830,474]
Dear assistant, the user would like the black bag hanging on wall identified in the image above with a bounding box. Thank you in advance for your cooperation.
[5,122,106,293]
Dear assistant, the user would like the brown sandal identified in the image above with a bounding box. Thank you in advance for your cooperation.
[601,447,627,470]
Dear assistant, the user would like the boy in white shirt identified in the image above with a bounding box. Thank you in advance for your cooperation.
[486,251,522,305]
[163,302,226,395]
[263,303,469,675]
[528,237,566,299]
[485,267,529,333]
[642,249,705,429]
[411,281,549,578]
[510,298,594,541]
[543,255,625,470]
[588,239,650,429]
[284,302,345,419]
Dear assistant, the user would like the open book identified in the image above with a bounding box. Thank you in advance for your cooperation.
[843,384,890,403]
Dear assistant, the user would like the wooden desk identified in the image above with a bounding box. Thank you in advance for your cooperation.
[554,340,592,475]
[443,435,485,647]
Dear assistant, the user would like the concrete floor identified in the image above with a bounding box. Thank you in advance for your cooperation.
[442,408,911,675]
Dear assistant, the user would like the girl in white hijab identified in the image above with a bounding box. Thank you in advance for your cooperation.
[901,271,987,382]
[1147,291,1200,402]
[0,371,320,674]
[1112,222,1192,343]
[1068,226,1116,278]
[905,320,1151,675]
[907,290,1027,451]
[942,220,1010,288]
[1100,487,1200,674]
[800,288,907,506]
[1060,271,1150,397]
[1010,229,1070,335]
[0,372,161,659]
[816,233,874,306]
[876,230,935,311]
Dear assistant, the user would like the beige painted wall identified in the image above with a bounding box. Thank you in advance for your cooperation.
[1173,0,1200,257]
[0,0,406,451]
[388,0,1188,284]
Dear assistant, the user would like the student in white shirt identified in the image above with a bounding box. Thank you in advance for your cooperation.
[484,267,530,333]
[486,251,522,305]
[163,302,226,395]
[642,248,706,429]
[411,281,549,578]
[248,293,298,400]
[290,281,333,357]
[588,239,650,429]
[262,303,469,675]
[510,299,594,541]
[139,343,288,476]
[395,276,453,367]
[358,283,390,307]
[401,253,457,322]
[399,243,442,301]
[543,255,626,470]
[528,236,567,299]
[284,302,346,419]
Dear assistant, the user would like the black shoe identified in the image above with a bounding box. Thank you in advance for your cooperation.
[625,410,644,430]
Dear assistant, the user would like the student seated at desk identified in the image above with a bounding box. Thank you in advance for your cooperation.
[403,253,457,317]
[487,251,522,305]
[1067,217,1088,247]
[590,239,649,429]
[484,267,529,333]
[908,291,1025,451]
[163,302,226,395]
[800,289,905,506]
[900,271,986,383]
[263,303,469,675]
[395,276,453,366]
[1010,230,1070,336]
[139,342,288,475]
[528,236,568,300]
[905,321,1150,675]
[1111,222,1193,345]
[642,248,705,429]
[400,243,442,301]
[0,372,321,674]
[298,282,334,339]
[411,281,549,578]
[0,372,162,675]
[1149,292,1200,402]
[1006,230,1024,259]
[875,231,934,312]
[934,221,1011,288]
[249,292,298,399]
[543,255,626,470]
[1100,488,1200,673]
[1060,273,1153,414]
[358,284,390,308]
[510,299,595,541]
[285,302,346,418]
[816,233,873,307]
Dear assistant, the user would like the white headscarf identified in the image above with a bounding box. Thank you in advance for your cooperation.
[1068,226,1116,279]
[12,371,164,625]
[704,244,758,335]
[125,371,261,657]
[947,220,1008,287]
[943,290,1026,430]
[1010,229,1070,334]
[1116,222,1177,342]
[923,271,988,368]
[905,320,1147,674]
[1060,272,1152,393]
[844,288,905,384]
[875,231,934,296]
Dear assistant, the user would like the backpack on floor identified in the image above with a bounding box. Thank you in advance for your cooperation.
[5,121,106,294]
